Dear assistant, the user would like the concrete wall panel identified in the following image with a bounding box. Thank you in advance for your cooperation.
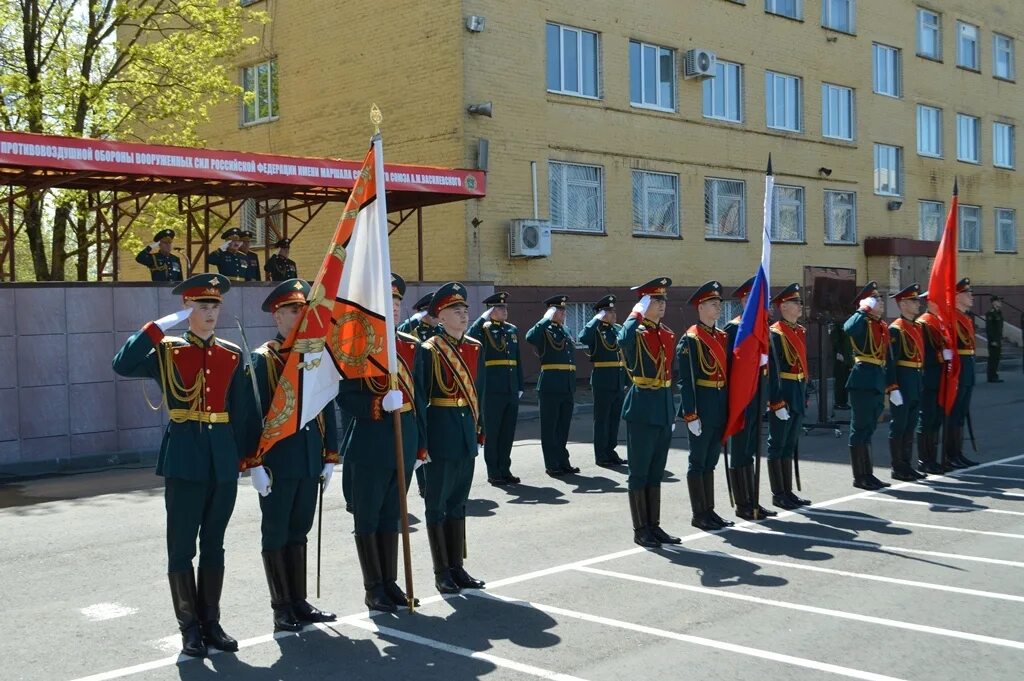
[17,334,68,387]
[70,382,117,434]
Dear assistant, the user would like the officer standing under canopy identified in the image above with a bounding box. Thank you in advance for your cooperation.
[135,228,183,282]
[265,238,298,282]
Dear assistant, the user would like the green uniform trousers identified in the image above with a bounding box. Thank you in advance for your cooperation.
[687,424,725,475]
[424,458,475,525]
[950,384,974,426]
[349,461,415,534]
[483,392,519,478]
[889,397,920,441]
[729,401,761,468]
[626,422,671,490]
[258,477,317,551]
[593,389,624,464]
[164,478,237,573]
[539,393,573,470]
[848,389,884,446]
[917,389,943,436]
[767,412,802,461]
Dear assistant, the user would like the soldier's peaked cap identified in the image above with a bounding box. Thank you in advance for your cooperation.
[430,282,469,316]
[594,294,616,311]
[391,273,406,299]
[273,238,291,249]
[544,294,569,308]
[889,283,921,301]
[631,277,671,300]
[688,280,723,307]
[731,276,756,299]
[772,283,802,306]
[853,281,880,304]
[154,228,175,243]
[221,227,242,239]
[412,291,435,312]
[482,291,509,307]
[262,278,309,312]
[956,277,972,293]
[172,273,231,302]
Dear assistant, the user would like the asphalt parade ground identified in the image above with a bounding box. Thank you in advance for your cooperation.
[2,371,1022,681]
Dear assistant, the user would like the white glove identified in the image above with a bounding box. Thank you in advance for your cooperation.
[942,349,954,361]
[250,466,272,497]
[889,390,904,407]
[382,389,404,412]
[543,306,557,321]
[478,445,485,456]
[412,310,428,321]
[836,353,844,361]
[320,463,334,492]
[632,295,652,316]
[518,390,524,399]
[594,310,608,322]
[687,419,702,437]
[148,241,160,252]
[775,406,791,421]
[219,241,230,251]
[860,296,880,311]
[154,308,193,332]
[760,353,769,367]
[480,307,494,320]
[671,423,676,432]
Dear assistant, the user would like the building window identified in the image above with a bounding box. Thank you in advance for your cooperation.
[824,190,856,244]
[765,0,802,19]
[919,200,944,240]
[241,59,278,125]
[765,71,802,132]
[703,60,743,122]
[916,105,942,157]
[958,204,981,251]
[821,83,854,140]
[917,8,942,60]
[546,23,600,98]
[957,21,980,70]
[240,199,282,245]
[993,34,1015,80]
[718,300,743,328]
[704,178,746,239]
[956,114,980,163]
[632,170,680,236]
[629,41,675,111]
[822,0,855,33]
[993,122,1016,169]
[874,144,902,196]
[872,43,901,97]
[772,185,805,242]
[563,302,594,348]
[549,161,604,233]
[995,208,1017,253]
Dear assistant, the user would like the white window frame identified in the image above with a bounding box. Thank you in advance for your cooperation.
[872,43,901,97]
[765,71,802,132]
[958,204,981,252]
[957,21,980,70]
[563,302,594,348]
[873,143,902,196]
[546,23,600,99]
[241,59,278,125]
[704,177,747,240]
[916,105,942,158]
[703,59,743,123]
[824,190,857,244]
[995,208,1017,253]
[956,113,981,164]
[993,122,1016,169]
[629,41,676,111]
[993,33,1015,80]
[822,0,855,33]
[919,200,944,240]
[821,83,854,140]
[548,161,605,233]
[765,0,802,20]
[771,184,805,243]
[916,8,942,60]
[632,170,680,237]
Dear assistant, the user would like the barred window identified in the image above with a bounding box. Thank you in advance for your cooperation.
[958,204,981,252]
[824,190,856,244]
[240,199,283,246]
[772,184,805,242]
[995,208,1017,253]
[563,302,593,349]
[718,299,743,329]
[632,170,679,236]
[704,178,746,239]
[549,161,604,233]
[919,200,944,241]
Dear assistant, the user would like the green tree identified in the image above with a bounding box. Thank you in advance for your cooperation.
[0,0,266,280]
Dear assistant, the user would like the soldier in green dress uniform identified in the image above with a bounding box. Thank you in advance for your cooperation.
[619,278,681,547]
[398,291,440,341]
[676,280,734,531]
[112,274,256,657]
[886,283,928,481]
[986,296,1004,383]
[207,228,248,282]
[468,291,524,485]
[948,278,979,468]
[915,293,952,474]
[337,273,426,611]
[239,230,261,282]
[135,228,184,282]
[842,281,896,490]
[579,295,627,468]
[415,282,487,594]
[264,238,299,282]
[766,283,812,510]
[240,279,339,631]
[526,294,579,476]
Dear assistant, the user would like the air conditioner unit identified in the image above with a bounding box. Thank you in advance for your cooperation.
[683,49,717,79]
[508,219,552,258]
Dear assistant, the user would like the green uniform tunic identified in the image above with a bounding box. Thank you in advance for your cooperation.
[887,318,924,442]
[467,317,523,479]
[397,316,440,342]
[985,306,1003,381]
[724,316,762,468]
[916,312,948,438]
[767,321,808,461]
[135,247,184,282]
[208,248,249,281]
[951,310,975,425]
[241,250,261,282]
[676,323,729,475]
[579,318,626,464]
[265,254,298,282]
[525,318,576,472]
[830,322,852,408]
[843,310,895,446]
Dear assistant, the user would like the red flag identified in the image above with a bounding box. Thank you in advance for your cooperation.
[926,181,959,414]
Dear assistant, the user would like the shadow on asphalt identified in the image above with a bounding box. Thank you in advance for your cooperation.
[0,466,163,512]
[879,486,1012,512]
[494,483,569,506]
[659,545,789,589]
[798,509,913,536]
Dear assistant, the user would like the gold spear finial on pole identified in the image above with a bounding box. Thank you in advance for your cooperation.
[370,104,383,135]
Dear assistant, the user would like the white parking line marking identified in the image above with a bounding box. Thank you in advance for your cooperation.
[953,473,1024,483]
[866,495,1024,516]
[915,483,1024,498]
[80,602,139,622]
[797,508,1024,539]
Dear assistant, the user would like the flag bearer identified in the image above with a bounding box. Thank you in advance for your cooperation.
[886,283,927,481]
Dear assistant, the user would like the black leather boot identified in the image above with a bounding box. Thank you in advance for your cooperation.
[629,488,660,547]
[688,474,720,530]
[168,570,207,657]
[863,444,890,489]
[262,550,304,632]
[284,543,336,623]
[446,518,485,589]
[851,444,877,489]
[951,427,978,467]
[646,486,681,544]
[730,467,756,520]
[769,458,801,509]
[781,457,811,505]
[703,471,734,528]
[354,534,396,612]
[197,566,238,652]
[426,523,460,594]
[904,432,926,480]
[379,532,419,607]
[920,432,943,474]
[890,438,916,481]
[743,465,776,518]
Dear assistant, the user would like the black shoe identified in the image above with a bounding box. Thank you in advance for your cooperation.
[891,469,918,482]
[772,493,802,510]
[200,621,238,652]
[706,510,735,528]
[488,477,510,486]
[753,504,777,518]
[365,584,397,612]
[922,461,943,475]
[504,474,521,484]
[562,465,581,474]
[691,512,724,531]
[168,571,208,658]
[383,581,419,608]
[634,526,661,547]
[434,569,461,594]
[450,565,486,589]
[596,460,619,469]
[546,468,567,477]
[261,551,304,633]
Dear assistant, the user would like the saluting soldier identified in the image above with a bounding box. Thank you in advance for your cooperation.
[468,292,524,486]
[842,281,896,490]
[676,280,734,531]
[886,284,928,481]
[579,295,627,468]
[337,274,425,611]
[724,277,776,520]
[986,295,1004,383]
[135,228,184,282]
[619,279,680,547]
[948,278,979,468]
[207,228,248,282]
[766,283,812,509]
[240,279,339,631]
[239,230,261,282]
[265,238,298,282]
[398,291,440,341]
[526,295,579,476]
[415,282,487,594]
[111,274,256,658]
